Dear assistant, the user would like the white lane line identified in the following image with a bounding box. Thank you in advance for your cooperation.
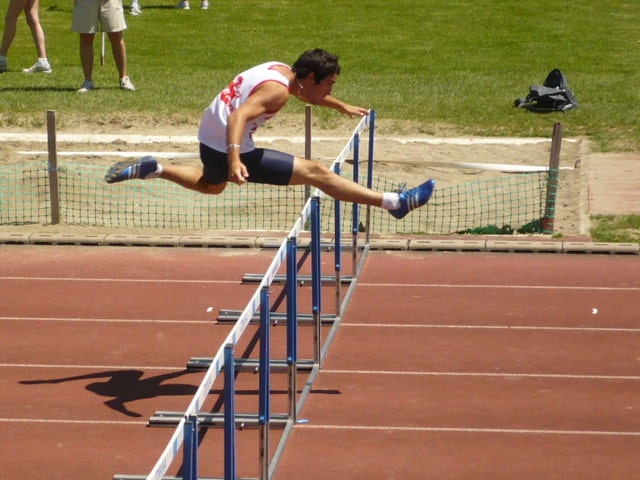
[321,369,640,381]
[0,316,213,324]
[296,424,640,437]
[4,277,636,291]
[0,276,238,284]
[358,283,640,291]
[3,421,635,436]
[0,362,187,370]
[0,417,145,426]
[4,365,637,381]
[340,323,640,333]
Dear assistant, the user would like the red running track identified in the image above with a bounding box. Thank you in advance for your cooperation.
[1,245,638,479]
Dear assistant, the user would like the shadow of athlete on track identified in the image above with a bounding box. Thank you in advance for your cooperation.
[20,369,199,418]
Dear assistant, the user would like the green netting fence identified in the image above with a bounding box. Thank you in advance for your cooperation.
[0,162,558,234]
[0,160,557,235]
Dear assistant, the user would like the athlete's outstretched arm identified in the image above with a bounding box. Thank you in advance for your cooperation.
[317,95,369,118]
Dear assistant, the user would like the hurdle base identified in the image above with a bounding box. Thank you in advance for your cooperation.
[187,357,315,373]
[216,309,336,325]
[242,273,353,285]
[115,475,255,480]
[149,411,290,429]
[258,238,365,252]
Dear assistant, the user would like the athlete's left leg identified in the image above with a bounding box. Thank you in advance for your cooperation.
[289,156,436,219]
[288,157,384,207]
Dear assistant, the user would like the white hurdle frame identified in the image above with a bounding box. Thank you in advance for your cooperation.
[114,112,375,480]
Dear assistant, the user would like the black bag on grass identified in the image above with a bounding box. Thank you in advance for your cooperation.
[515,69,578,113]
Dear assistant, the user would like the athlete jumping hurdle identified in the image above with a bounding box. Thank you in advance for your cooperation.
[105,49,434,219]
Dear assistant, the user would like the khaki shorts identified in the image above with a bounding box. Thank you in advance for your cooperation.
[72,0,127,34]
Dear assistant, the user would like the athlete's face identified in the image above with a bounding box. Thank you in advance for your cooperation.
[304,73,338,104]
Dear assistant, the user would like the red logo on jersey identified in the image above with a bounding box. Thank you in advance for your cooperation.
[220,76,243,111]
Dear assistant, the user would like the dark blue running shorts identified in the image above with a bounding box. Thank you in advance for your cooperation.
[200,143,294,186]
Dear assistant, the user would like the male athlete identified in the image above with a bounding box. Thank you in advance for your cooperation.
[105,49,434,219]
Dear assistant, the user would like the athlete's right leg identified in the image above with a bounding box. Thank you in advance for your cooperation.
[105,156,227,195]
[161,164,226,195]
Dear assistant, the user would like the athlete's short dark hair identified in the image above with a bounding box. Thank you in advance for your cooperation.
[292,49,341,84]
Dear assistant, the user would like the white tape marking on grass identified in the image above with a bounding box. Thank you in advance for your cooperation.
[18,151,569,172]
[11,133,577,171]
[18,151,199,159]
[428,161,572,172]
[1,133,199,144]
[1,132,576,146]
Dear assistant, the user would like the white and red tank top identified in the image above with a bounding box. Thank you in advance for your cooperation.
[198,61,291,153]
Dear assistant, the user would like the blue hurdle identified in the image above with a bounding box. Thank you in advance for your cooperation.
[224,344,236,480]
[114,111,376,480]
[258,286,271,479]
[286,238,299,422]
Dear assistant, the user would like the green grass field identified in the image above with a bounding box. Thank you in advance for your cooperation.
[590,214,640,243]
[1,0,639,151]
[2,0,639,241]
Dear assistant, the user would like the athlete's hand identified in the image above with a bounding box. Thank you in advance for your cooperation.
[317,95,370,118]
[228,160,249,185]
[342,104,370,118]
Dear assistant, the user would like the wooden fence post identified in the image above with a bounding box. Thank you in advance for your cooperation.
[542,122,563,232]
[47,110,60,225]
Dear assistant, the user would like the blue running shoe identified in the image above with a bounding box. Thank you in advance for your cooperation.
[390,179,436,219]
[105,156,159,184]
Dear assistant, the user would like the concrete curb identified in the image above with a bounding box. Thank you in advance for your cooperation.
[0,232,637,255]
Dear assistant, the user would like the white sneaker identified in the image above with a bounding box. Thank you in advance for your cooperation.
[77,80,94,93]
[22,60,52,74]
[0,55,8,72]
[176,0,190,8]
[201,1,209,9]
[130,3,142,15]
[120,76,136,91]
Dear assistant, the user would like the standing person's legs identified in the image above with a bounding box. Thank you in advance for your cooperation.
[0,0,28,57]
[72,0,101,88]
[130,0,141,15]
[24,0,47,58]
[100,0,133,88]
[107,31,127,78]
[78,33,95,81]
[20,0,52,73]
